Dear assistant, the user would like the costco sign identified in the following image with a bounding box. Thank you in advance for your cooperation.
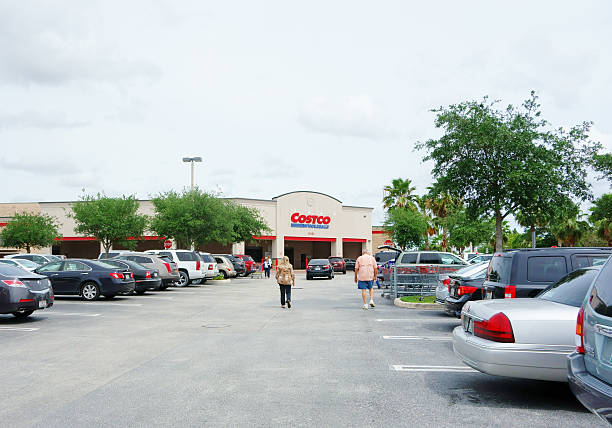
[290,212,331,229]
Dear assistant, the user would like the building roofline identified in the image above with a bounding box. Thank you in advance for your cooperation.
[343,205,373,210]
[272,191,342,204]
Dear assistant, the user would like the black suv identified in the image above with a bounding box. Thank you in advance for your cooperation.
[482,248,610,299]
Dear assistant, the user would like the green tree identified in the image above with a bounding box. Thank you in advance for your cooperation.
[70,194,149,256]
[592,153,612,182]
[549,200,588,247]
[226,202,270,244]
[0,212,60,253]
[590,194,612,246]
[384,208,427,250]
[383,178,418,210]
[418,92,598,252]
[415,195,436,250]
[446,207,495,253]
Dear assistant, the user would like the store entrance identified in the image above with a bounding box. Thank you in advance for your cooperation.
[284,240,332,269]
[284,247,295,266]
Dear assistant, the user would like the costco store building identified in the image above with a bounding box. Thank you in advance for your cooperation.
[0,191,373,268]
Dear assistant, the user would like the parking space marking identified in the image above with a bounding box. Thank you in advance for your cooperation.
[55,302,143,307]
[376,318,460,322]
[383,336,452,341]
[44,313,102,317]
[0,326,40,332]
[391,365,477,373]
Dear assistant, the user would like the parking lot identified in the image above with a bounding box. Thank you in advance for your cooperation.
[0,273,601,427]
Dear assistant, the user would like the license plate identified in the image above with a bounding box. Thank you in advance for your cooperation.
[463,316,473,333]
[39,300,46,308]
[315,267,320,270]
[486,290,492,299]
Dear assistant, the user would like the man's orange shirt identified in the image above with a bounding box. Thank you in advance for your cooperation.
[355,254,377,281]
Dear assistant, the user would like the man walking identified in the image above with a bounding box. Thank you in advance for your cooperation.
[355,250,378,309]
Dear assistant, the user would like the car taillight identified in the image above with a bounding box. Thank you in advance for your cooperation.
[145,271,151,278]
[19,298,34,302]
[443,278,451,291]
[196,261,201,270]
[504,285,516,299]
[458,285,478,296]
[163,262,171,273]
[324,265,330,269]
[109,272,125,279]
[208,264,213,270]
[1,279,25,287]
[576,306,585,354]
[474,312,514,343]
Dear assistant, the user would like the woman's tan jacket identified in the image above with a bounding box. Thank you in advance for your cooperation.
[276,264,295,285]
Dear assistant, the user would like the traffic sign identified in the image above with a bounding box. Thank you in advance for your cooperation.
[164,240,172,249]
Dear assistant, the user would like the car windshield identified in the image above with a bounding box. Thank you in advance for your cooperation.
[487,256,512,283]
[200,254,215,263]
[0,264,35,276]
[329,257,342,262]
[103,260,130,269]
[15,259,40,268]
[453,261,488,278]
[89,260,121,270]
[538,268,599,307]
[309,259,328,265]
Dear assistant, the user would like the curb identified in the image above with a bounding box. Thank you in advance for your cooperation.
[208,279,232,284]
[393,298,443,310]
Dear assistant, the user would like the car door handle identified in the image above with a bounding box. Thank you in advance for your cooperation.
[81,272,88,275]
[51,273,59,276]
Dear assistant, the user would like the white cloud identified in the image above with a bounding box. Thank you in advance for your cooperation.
[297,95,393,139]
[0,110,89,130]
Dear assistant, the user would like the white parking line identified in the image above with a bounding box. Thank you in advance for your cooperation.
[383,336,452,341]
[0,326,40,332]
[44,312,101,317]
[391,365,477,373]
[56,302,142,307]
[376,319,459,322]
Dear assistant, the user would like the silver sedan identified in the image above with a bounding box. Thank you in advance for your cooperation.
[453,267,599,382]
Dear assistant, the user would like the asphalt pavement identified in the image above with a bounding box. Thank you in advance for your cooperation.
[0,272,602,427]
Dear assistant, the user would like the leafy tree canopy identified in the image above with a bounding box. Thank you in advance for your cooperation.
[418,91,599,252]
[0,212,60,253]
[70,193,148,255]
[383,178,418,210]
[383,207,427,250]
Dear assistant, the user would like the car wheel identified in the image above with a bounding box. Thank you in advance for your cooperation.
[221,270,228,279]
[81,282,100,301]
[176,271,189,287]
[306,275,311,280]
[12,310,34,318]
[342,269,346,275]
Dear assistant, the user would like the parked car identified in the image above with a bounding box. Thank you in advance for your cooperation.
[103,259,162,294]
[115,252,179,289]
[483,248,610,300]
[454,267,601,382]
[0,264,54,318]
[234,254,256,275]
[306,259,334,280]
[0,258,41,272]
[444,262,490,317]
[214,255,237,279]
[328,257,346,274]
[344,258,356,271]
[568,258,612,424]
[35,259,135,301]
[468,254,493,264]
[435,262,488,305]
[145,250,205,287]
[198,252,219,280]
[97,250,137,259]
[5,253,61,265]
[223,255,246,276]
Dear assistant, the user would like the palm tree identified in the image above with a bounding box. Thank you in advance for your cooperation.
[425,191,457,252]
[551,215,589,247]
[415,195,436,250]
[383,178,417,211]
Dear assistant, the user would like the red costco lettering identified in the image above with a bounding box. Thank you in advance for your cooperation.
[291,212,332,224]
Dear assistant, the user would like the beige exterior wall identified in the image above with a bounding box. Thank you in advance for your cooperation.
[0,192,373,260]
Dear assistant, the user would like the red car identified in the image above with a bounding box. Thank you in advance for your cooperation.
[234,254,256,275]
[328,257,346,274]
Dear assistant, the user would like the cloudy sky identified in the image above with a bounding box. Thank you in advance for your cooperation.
[1,0,611,225]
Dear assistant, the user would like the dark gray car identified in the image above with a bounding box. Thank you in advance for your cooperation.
[0,264,54,318]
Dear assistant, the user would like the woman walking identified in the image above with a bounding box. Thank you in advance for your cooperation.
[276,256,295,308]
[263,256,271,278]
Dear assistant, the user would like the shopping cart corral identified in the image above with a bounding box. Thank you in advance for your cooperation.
[381,263,441,300]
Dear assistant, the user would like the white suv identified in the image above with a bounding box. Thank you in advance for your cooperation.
[145,250,205,287]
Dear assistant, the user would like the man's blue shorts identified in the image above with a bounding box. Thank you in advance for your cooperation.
[357,280,374,290]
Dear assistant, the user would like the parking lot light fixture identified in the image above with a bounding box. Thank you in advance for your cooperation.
[182,157,202,190]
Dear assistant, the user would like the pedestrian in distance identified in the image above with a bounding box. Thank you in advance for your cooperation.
[276,256,295,308]
[263,256,272,278]
[355,250,378,309]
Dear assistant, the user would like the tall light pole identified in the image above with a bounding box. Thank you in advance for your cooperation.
[182,157,202,190]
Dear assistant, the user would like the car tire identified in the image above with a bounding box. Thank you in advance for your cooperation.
[191,279,202,285]
[306,275,311,280]
[12,310,34,318]
[221,270,228,279]
[176,270,189,287]
[342,269,346,275]
[81,282,100,301]
[159,282,168,290]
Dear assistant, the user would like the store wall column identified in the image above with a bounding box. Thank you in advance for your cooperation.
[272,237,284,262]
[331,238,342,257]
[362,241,370,254]
[232,241,245,254]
